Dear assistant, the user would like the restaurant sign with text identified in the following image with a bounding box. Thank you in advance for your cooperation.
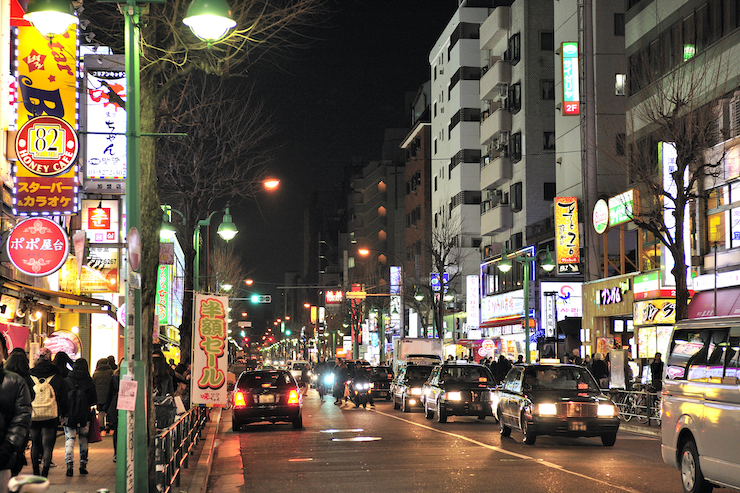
[555,197,580,274]
[7,217,69,277]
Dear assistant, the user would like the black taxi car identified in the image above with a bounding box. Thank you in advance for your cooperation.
[232,369,303,430]
[369,365,393,400]
[496,364,619,446]
[421,362,496,422]
[391,362,435,412]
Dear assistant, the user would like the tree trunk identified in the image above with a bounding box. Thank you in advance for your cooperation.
[141,74,161,493]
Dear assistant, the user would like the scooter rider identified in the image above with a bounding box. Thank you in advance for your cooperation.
[315,356,331,399]
[350,364,374,408]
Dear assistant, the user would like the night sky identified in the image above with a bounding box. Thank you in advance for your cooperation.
[225,1,458,321]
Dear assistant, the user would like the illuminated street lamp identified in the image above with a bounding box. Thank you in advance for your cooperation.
[183,0,236,41]
[194,208,238,292]
[23,0,78,36]
[497,247,556,363]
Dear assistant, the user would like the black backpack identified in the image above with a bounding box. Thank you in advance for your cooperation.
[66,380,90,427]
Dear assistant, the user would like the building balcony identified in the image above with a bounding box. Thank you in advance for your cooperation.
[481,204,512,236]
[480,60,511,101]
[480,154,511,190]
[480,108,511,146]
[480,6,509,51]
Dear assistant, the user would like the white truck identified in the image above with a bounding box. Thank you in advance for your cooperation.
[392,338,443,373]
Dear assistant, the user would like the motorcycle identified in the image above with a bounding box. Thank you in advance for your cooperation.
[348,377,373,408]
[318,373,334,400]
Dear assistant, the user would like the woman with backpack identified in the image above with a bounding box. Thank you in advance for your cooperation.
[63,358,97,477]
[29,348,68,478]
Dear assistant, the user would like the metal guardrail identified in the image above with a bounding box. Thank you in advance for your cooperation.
[155,406,208,493]
[608,388,662,426]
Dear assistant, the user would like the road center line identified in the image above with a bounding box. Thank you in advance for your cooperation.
[375,410,642,493]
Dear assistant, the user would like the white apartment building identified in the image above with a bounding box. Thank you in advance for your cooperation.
[430,1,492,311]
[478,1,556,255]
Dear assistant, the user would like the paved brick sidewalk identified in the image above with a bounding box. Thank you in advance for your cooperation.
[22,409,222,493]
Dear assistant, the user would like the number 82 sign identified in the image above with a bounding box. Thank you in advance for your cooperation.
[15,116,79,176]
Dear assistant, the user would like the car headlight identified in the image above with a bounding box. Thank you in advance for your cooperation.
[446,391,462,401]
[597,404,617,417]
[538,403,557,416]
[410,387,422,396]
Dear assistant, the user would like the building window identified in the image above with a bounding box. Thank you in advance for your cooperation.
[615,74,627,95]
[541,79,555,100]
[511,182,523,213]
[511,232,523,249]
[614,13,625,36]
[434,138,438,155]
[508,33,521,65]
[510,132,522,163]
[509,83,521,113]
[541,32,554,51]
[544,182,556,201]
[544,132,555,150]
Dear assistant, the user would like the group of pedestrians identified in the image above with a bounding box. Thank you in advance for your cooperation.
[0,340,122,492]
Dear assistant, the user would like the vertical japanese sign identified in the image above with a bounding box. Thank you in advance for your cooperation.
[81,199,119,243]
[555,197,581,274]
[659,142,691,288]
[389,266,401,335]
[157,265,171,325]
[192,294,228,407]
[561,42,580,115]
[466,275,480,330]
[14,26,79,215]
[84,56,127,181]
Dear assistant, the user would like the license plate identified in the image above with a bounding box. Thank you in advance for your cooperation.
[569,421,587,431]
[470,403,482,412]
[258,394,275,404]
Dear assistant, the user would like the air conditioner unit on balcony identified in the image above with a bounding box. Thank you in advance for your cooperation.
[493,131,509,151]
[496,84,509,99]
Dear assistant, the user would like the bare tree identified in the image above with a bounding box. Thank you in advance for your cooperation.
[427,214,468,340]
[625,41,732,321]
[158,74,276,364]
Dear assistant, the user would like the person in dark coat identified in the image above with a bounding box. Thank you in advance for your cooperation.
[63,358,97,476]
[495,355,512,384]
[106,355,117,372]
[52,351,73,380]
[103,360,121,462]
[591,352,610,389]
[92,358,112,431]
[29,347,68,477]
[5,349,34,402]
[0,336,32,484]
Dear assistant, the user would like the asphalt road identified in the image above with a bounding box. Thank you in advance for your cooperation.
[207,390,686,493]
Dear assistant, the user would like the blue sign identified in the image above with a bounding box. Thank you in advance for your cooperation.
[430,273,449,293]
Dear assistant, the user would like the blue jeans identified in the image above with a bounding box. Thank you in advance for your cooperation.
[64,422,90,466]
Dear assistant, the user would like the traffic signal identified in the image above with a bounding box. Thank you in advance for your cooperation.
[285,329,291,336]
[250,294,272,303]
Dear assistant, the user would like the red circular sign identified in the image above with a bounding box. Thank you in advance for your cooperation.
[7,217,70,277]
[15,116,79,176]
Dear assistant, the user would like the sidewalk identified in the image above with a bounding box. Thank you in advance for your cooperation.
[39,408,222,493]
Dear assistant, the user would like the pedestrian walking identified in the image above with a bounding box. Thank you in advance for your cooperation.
[650,352,664,392]
[63,358,97,476]
[0,335,31,491]
[51,351,73,380]
[103,361,121,462]
[29,348,68,477]
[495,355,512,384]
[591,352,610,389]
[92,358,113,432]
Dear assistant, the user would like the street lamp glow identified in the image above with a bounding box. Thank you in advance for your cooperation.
[358,248,370,256]
[244,279,254,285]
[541,247,556,272]
[221,283,233,292]
[160,213,177,241]
[498,249,513,273]
[183,0,236,41]
[264,179,280,189]
[24,0,78,37]
[217,207,238,241]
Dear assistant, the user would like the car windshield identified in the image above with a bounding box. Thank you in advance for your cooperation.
[525,367,600,391]
[238,372,294,389]
[407,367,434,380]
[440,365,493,383]
[372,367,392,378]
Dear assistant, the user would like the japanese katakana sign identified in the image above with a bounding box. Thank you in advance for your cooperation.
[7,217,69,277]
[191,294,228,407]
[555,196,581,274]
[14,26,79,215]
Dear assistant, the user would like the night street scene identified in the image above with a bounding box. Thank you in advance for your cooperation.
[2,0,740,492]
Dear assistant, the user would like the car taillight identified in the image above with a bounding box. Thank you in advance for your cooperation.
[287,389,300,404]
[234,391,247,408]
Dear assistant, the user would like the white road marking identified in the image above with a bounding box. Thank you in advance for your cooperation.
[375,410,643,493]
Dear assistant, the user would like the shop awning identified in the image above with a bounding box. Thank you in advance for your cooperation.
[687,288,740,318]
[1,277,117,320]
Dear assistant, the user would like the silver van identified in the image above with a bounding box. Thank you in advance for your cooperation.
[662,317,740,493]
